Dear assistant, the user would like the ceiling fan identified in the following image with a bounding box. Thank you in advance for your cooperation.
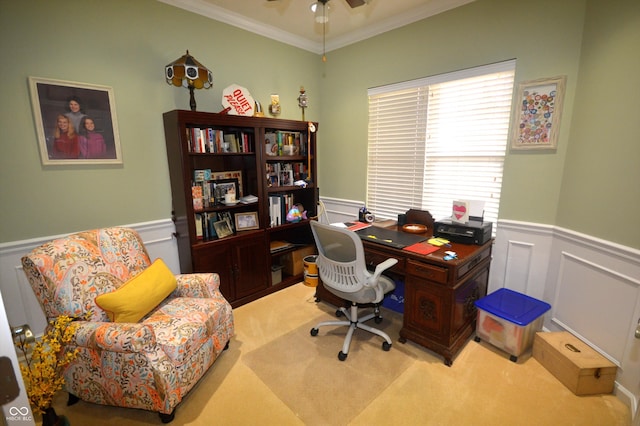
[267,0,368,8]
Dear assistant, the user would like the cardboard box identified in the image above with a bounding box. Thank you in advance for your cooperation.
[474,288,551,360]
[533,331,617,395]
[282,245,316,276]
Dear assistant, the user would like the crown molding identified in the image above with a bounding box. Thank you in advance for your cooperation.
[158,0,475,55]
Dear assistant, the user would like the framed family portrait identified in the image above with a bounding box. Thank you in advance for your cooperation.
[510,75,567,150]
[235,212,259,231]
[28,76,123,165]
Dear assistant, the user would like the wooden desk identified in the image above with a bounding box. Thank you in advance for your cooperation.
[314,225,492,366]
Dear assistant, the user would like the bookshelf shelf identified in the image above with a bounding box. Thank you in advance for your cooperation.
[163,110,318,307]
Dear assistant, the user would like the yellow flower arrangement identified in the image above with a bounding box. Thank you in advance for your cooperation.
[14,315,80,413]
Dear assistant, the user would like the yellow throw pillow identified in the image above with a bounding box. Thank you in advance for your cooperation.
[96,258,177,323]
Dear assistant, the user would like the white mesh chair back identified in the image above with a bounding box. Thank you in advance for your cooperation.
[310,221,370,295]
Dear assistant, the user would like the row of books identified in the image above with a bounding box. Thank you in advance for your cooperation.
[269,193,296,227]
[266,162,308,187]
[187,127,253,153]
[192,182,232,210]
[195,211,234,240]
[264,131,307,157]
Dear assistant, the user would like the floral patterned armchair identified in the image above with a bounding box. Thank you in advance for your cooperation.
[21,227,234,423]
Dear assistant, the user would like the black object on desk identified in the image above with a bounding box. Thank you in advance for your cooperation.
[355,226,427,249]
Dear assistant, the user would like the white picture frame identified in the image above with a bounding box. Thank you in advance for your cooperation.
[28,76,122,165]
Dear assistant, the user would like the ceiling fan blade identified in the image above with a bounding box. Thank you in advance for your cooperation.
[345,0,366,7]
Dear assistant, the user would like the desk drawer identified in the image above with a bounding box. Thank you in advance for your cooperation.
[457,246,491,279]
[407,260,448,284]
[365,248,405,273]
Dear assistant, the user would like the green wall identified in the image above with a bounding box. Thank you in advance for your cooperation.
[556,0,640,246]
[318,0,585,223]
[0,0,319,242]
[318,0,639,248]
[1,0,638,249]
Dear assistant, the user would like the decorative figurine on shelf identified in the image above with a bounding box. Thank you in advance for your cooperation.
[286,203,308,223]
[254,100,264,117]
[269,94,281,116]
[298,86,308,121]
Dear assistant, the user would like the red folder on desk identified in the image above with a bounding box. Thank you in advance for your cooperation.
[403,242,440,255]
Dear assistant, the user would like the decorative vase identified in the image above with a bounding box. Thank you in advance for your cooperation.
[42,406,70,426]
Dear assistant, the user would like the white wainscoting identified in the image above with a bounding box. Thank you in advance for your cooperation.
[2,209,639,419]
[493,220,640,418]
[0,220,179,337]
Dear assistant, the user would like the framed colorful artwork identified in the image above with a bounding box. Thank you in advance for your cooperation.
[510,76,566,150]
[28,76,122,165]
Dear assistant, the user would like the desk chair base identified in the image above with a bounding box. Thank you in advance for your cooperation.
[310,302,392,361]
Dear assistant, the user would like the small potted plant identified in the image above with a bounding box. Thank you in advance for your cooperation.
[14,315,80,426]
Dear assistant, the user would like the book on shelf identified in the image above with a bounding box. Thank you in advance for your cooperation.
[270,240,295,253]
[195,211,240,241]
[192,185,203,210]
[269,195,283,226]
[239,194,258,204]
[186,127,254,153]
[266,162,308,187]
[263,131,306,157]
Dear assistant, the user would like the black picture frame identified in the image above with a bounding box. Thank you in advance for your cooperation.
[213,178,239,205]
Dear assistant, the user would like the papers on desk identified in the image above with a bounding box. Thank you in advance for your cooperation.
[403,242,440,255]
[331,222,372,231]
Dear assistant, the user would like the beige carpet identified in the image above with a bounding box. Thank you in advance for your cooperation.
[43,283,632,425]
[243,313,414,426]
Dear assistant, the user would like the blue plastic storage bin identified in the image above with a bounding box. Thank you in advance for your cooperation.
[474,288,551,361]
[382,280,404,314]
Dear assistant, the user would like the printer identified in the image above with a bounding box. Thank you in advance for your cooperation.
[433,218,492,245]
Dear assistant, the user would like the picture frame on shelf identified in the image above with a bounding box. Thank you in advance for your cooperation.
[28,76,123,165]
[213,218,234,239]
[213,178,239,205]
[510,75,566,150]
[235,212,259,231]
[211,170,243,196]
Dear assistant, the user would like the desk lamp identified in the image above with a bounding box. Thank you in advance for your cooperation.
[165,50,213,111]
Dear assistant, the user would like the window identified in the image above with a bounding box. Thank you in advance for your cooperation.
[367,60,515,228]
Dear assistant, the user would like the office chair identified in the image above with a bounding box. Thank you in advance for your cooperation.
[309,221,398,361]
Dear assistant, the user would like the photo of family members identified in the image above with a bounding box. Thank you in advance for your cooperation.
[29,77,122,165]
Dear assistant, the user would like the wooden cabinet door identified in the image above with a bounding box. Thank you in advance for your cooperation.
[404,275,451,342]
[451,260,489,340]
[192,243,234,302]
[232,234,269,300]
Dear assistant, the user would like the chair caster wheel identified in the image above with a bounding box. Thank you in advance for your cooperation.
[338,351,348,361]
[310,328,319,336]
[509,355,518,362]
[382,341,392,351]
[335,309,344,317]
[374,316,383,324]
[474,336,481,342]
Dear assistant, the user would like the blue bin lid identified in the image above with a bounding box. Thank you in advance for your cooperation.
[475,288,551,326]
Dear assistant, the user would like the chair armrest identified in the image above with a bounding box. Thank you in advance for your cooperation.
[371,258,398,281]
[72,321,157,353]
[172,273,221,298]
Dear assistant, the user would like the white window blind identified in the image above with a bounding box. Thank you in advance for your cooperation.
[367,60,515,227]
